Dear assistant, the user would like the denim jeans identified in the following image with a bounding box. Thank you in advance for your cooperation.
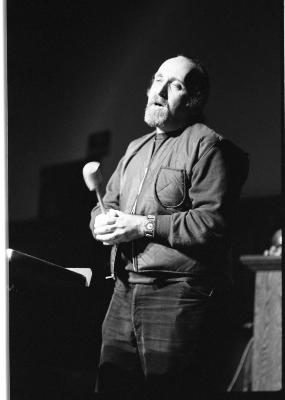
[96,277,230,399]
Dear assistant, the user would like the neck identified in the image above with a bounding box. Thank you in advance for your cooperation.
[155,127,166,134]
[155,114,204,133]
[155,120,189,134]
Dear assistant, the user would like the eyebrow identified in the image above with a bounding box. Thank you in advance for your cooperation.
[153,73,185,85]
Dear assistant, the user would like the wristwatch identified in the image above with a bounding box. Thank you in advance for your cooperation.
[144,215,155,238]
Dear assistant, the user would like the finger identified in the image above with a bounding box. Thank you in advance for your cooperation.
[94,225,117,235]
[96,232,120,244]
[108,208,120,217]
[99,216,117,225]
[96,232,116,241]
[97,237,116,245]
[115,210,124,216]
[94,216,117,228]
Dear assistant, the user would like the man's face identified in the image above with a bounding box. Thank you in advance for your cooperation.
[144,56,193,132]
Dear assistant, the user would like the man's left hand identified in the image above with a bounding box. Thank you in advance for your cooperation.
[94,209,147,245]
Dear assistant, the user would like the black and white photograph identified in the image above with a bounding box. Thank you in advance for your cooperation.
[5,0,283,399]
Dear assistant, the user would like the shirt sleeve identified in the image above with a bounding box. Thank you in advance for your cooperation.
[89,156,124,237]
[155,142,248,251]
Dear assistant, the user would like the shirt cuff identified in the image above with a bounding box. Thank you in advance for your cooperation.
[155,214,172,241]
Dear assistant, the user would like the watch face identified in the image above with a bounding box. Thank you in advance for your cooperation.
[146,222,154,231]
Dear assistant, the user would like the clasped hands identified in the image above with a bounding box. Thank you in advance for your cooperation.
[93,208,147,245]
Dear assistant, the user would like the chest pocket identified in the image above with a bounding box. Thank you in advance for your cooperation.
[155,167,187,208]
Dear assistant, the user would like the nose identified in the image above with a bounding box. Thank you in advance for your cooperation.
[157,81,168,99]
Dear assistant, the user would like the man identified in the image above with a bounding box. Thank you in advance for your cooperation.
[90,55,249,398]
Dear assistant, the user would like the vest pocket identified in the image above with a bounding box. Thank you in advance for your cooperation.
[155,167,186,208]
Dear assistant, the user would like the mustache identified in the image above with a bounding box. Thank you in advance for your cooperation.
[147,95,168,107]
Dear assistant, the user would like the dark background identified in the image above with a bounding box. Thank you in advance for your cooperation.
[7,0,283,398]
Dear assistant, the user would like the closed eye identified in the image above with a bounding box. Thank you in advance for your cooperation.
[170,81,184,90]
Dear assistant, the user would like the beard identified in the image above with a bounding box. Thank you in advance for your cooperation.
[144,101,170,128]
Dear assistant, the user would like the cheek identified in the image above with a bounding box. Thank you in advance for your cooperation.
[147,84,156,97]
[169,95,186,113]
[146,88,155,104]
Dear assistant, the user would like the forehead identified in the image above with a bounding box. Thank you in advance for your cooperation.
[155,57,193,82]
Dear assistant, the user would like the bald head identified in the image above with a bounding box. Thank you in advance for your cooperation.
[156,56,194,82]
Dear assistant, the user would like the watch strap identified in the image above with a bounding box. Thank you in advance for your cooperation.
[144,215,156,238]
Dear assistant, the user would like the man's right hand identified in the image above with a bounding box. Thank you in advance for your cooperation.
[93,209,119,245]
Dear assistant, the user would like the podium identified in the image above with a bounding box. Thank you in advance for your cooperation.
[8,249,109,400]
[240,255,282,391]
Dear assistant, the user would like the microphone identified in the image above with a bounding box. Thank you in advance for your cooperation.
[82,161,106,214]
